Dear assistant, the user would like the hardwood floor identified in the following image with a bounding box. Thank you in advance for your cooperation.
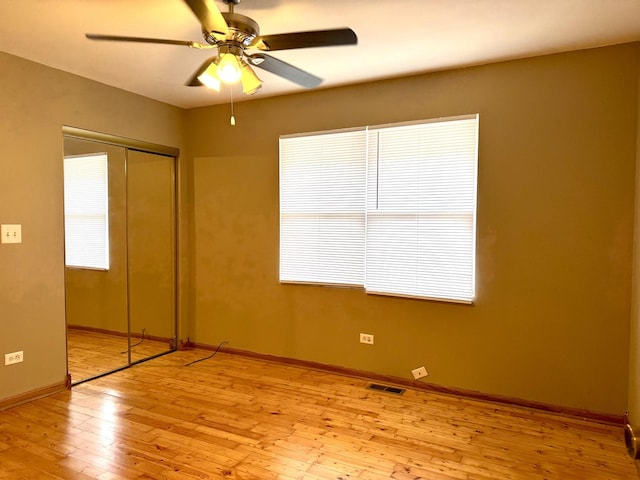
[67,328,174,384]
[0,349,637,479]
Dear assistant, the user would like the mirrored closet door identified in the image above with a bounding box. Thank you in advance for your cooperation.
[63,133,177,385]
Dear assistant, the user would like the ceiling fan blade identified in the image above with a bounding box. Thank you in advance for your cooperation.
[86,33,196,47]
[252,28,357,51]
[247,53,322,88]
[185,57,217,86]
[183,0,229,36]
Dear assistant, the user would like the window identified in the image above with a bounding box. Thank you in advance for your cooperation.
[280,115,478,303]
[280,129,367,286]
[63,153,110,270]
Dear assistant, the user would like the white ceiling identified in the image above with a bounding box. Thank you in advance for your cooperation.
[2,0,640,109]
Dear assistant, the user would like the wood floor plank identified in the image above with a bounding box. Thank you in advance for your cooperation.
[67,329,173,385]
[0,348,637,479]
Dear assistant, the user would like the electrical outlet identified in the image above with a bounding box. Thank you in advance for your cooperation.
[5,351,24,366]
[360,333,374,345]
[411,366,428,380]
[1,224,22,244]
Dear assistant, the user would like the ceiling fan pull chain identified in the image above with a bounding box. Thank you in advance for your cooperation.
[230,87,236,126]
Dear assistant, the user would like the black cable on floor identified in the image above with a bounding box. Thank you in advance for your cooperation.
[121,328,145,354]
[184,340,228,366]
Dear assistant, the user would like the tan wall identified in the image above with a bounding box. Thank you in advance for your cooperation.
[0,52,186,401]
[1,43,639,416]
[187,43,639,415]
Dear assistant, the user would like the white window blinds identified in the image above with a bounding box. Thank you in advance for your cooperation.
[365,117,478,302]
[63,153,110,270]
[279,114,478,303]
[280,129,367,285]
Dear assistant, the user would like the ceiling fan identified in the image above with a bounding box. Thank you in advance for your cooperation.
[86,0,358,96]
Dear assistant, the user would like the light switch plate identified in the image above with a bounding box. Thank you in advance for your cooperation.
[1,224,22,244]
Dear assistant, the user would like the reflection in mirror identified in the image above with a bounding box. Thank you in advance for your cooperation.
[64,138,129,382]
[63,135,177,384]
[127,150,177,364]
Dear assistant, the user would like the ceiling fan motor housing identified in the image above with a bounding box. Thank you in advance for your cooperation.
[204,12,259,47]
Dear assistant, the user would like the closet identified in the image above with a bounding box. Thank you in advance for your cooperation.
[62,129,178,384]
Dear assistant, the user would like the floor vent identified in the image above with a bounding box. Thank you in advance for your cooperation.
[366,383,405,395]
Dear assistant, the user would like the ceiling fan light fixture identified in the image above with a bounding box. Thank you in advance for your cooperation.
[197,62,222,91]
[240,61,262,95]
[217,52,242,84]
